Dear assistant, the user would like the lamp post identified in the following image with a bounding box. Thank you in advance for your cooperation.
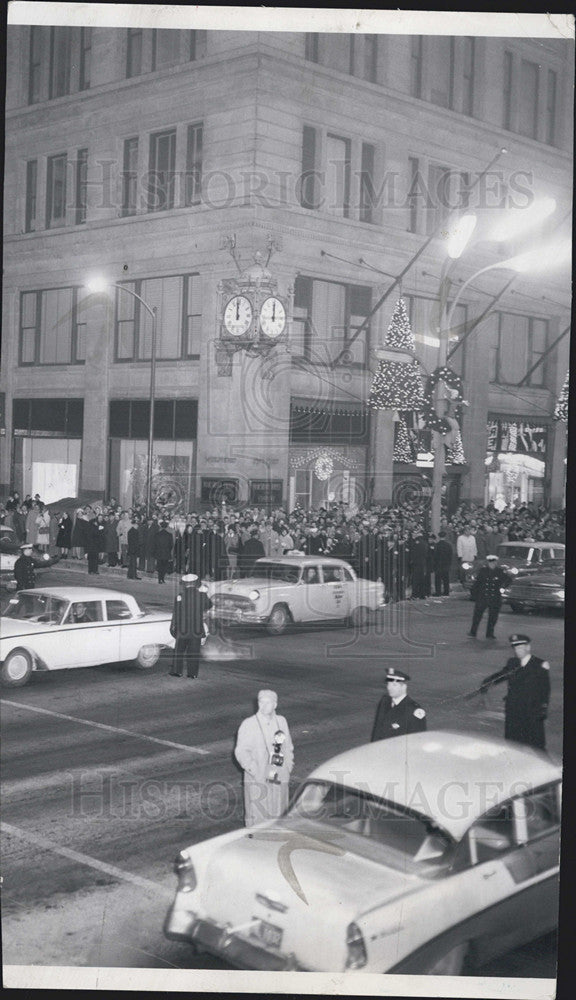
[86,278,158,513]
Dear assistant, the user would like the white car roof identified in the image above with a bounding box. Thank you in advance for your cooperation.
[308,731,560,842]
[498,541,564,550]
[16,587,136,602]
[256,556,353,567]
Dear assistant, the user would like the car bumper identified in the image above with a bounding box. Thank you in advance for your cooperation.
[208,608,268,626]
[164,906,306,970]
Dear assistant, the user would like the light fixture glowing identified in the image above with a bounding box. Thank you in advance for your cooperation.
[446,214,478,259]
[85,276,109,294]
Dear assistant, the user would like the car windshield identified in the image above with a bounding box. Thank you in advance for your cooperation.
[253,561,301,584]
[498,545,531,560]
[289,781,454,874]
[2,593,67,624]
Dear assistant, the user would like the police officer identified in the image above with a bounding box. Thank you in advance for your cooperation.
[480,634,551,750]
[14,543,36,590]
[371,668,427,741]
[169,574,213,679]
[468,553,512,639]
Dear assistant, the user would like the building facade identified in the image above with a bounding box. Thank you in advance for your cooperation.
[2,27,572,510]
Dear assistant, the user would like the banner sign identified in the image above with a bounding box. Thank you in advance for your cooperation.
[249,480,283,505]
[200,477,239,504]
[487,419,548,455]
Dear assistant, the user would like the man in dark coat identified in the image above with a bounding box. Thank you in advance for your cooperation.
[154,520,173,584]
[169,574,213,679]
[127,519,141,580]
[371,668,427,741]
[433,529,453,596]
[468,553,512,639]
[14,543,36,590]
[356,527,378,580]
[409,531,428,599]
[240,527,266,577]
[480,634,551,750]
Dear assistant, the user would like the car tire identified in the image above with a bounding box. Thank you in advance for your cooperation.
[423,941,469,975]
[267,604,291,635]
[134,644,162,670]
[1,648,33,687]
[350,606,370,628]
[509,601,525,613]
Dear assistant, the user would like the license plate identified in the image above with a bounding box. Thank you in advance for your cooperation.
[250,918,283,950]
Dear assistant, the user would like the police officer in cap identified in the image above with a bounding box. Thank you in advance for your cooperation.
[468,553,512,639]
[480,634,550,750]
[371,668,427,741]
[14,543,36,590]
[169,574,213,679]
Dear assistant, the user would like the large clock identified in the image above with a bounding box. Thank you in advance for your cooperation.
[259,296,286,339]
[223,295,253,337]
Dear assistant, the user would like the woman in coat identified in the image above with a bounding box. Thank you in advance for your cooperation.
[71,508,86,559]
[104,515,120,567]
[85,518,103,575]
[56,512,73,556]
[26,504,39,546]
[35,506,51,552]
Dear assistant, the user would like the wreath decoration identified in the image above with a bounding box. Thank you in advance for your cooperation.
[314,453,334,481]
[421,366,466,434]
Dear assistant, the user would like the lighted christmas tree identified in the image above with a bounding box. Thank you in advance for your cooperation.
[394,414,416,462]
[554,370,569,422]
[445,425,466,465]
[368,298,424,411]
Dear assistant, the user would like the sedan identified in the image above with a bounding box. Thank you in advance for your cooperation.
[502,563,565,614]
[0,586,175,687]
[164,731,560,975]
[0,525,58,582]
[207,556,386,634]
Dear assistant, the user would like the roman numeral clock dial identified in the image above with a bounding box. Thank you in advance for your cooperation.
[223,295,253,337]
[259,296,286,339]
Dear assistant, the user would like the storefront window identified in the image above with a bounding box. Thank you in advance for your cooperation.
[13,437,81,503]
[108,438,195,510]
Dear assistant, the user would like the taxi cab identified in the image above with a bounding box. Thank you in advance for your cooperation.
[206,556,386,634]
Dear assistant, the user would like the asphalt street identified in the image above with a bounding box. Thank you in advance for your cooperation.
[0,562,563,975]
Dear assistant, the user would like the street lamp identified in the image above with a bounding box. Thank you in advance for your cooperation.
[86,277,158,513]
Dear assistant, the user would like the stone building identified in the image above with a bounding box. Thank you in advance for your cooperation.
[2,27,572,510]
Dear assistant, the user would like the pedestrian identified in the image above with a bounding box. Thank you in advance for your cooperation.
[371,668,427,741]
[71,508,86,559]
[85,517,103,575]
[14,542,36,590]
[35,505,51,552]
[56,511,72,556]
[13,505,28,544]
[234,689,294,827]
[26,503,39,546]
[480,634,551,750]
[127,519,141,579]
[468,553,512,639]
[154,520,173,584]
[169,574,213,679]
[456,525,478,583]
[433,529,453,596]
[104,514,120,567]
[239,526,266,577]
[410,530,428,599]
[117,510,131,567]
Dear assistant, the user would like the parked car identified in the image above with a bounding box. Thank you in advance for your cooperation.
[206,556,386,634]
[0,525,58,582]
[462,541,565,592]
[502,562,565,614]
[0,586,175,687]
[164,730,560,974]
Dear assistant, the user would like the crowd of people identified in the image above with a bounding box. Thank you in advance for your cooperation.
[1,489,565,598]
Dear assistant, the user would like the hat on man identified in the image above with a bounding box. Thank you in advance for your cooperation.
[486,554,499,561]
[386,668,411,682]
[509,633,531,646]
[20,542,33,550]
[181,573,198,583]
[258,688,278,702]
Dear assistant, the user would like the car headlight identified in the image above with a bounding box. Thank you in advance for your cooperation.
[248,590,260,601]
[510,567,519,575]
[500,588,509,595]
[42,553,50,561]
[461,562,471,570]
[554,589,565,600]
[174,851,197,893]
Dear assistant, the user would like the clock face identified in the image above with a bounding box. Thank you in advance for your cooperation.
[223,295,253,337]
[259,296,286,339]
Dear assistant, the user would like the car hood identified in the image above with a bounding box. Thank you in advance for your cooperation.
[508,572,564,587]
[0,617,58,639]
[195,819,419,970]
[209,576,295,598]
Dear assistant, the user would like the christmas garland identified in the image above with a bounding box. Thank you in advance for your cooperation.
[421,365,465,434]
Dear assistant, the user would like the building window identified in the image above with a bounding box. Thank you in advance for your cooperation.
[25,160,38,233]
[292,277,371,365]
[122,138,139,216]
[28,26,43,104]
[426,164,450,235]
[462,37,475,116]
[49,26,71,99]
[359,142,376,224]
[79,26,91,90]
[407,156,420,233]
[493,312,548,386]
[503,51,513,130]
[188,30,197,61]
[127,27,143,78]
[185,123,203,206]
[19,288,87,366]
[528,318,548,387]
[430,36,454,109]
[46,154,67,228]
[487,314,499,384]
[115,274,201,362]
[305,32,319,63]
[152,28,182,70]
[326,133,351,218]
[410,36,423,98]
[75,149,88,224]
[148,129,176,211]
[300,125,319,209]
[290,400,369,446]
[546,70,557,145]
[518,59,539,139]
[363,34,378,83]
